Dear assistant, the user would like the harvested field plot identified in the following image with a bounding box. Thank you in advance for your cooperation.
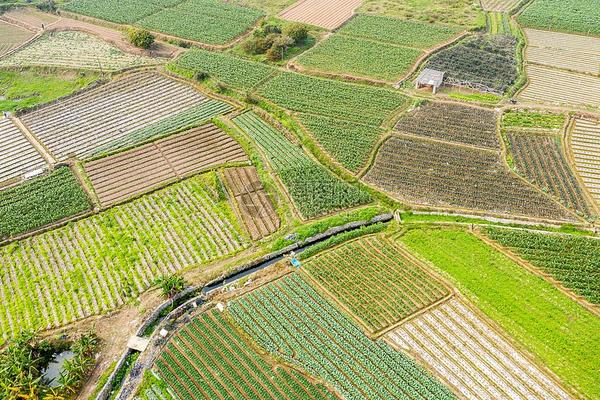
[279,0,362,30]
[257,72,407,126]
[0,167,91,240]
[364,135,576,221]
[388,297,571,400]
[234,112,371,218]
[486,227,600,305]
[0,31,161,71]
[570,118,600,207]
[0,117,46,185]
[0,172,245,343]
[519,65,600,107]
[173,47,276,90]
[223,167,280,240]
[63,0,182,24]
[506,130,593,217]
[137,0,263,45]
[230,273,455,400]
[156,308,336,399]
[1,7,60,29]
[0,21,34,58]
[302,235,450,334]
[21,72,221,160]
[480,0,520,11]
[297,113,382,173]
[426,34,518,94]
[395,102,499,149]
[524,29,600,76]
[401,228,600,400]
[518,0,600,37]
[85,123,248,207]
[296,16,459,82]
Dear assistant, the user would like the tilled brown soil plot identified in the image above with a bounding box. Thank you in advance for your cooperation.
[279,0,362,30]
[85,124,248,207]
[223,166,280,240]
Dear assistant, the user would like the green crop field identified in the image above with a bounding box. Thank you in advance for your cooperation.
[400,227,600,399]
[301,235,450,334]
[297,113,382,173]
[0,167,91,240]
[171,48,276,90]
[156,308,337,399]
[297,16,459,82]
[229,273,456,400]
[233,112,371,218]
[63,0,182,24]
[0,69,99,113]
[502,109,565,130]
[518,0,600,37]
[0,172,246,344]
[257,71,407,126]
[137,0,264,45]
[485,227,600,305]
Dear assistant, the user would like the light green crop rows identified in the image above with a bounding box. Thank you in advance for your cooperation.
[0,172,246,344]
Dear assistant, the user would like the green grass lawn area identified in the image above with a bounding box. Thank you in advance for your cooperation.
[359,0,485,29]
[400,227,600,400]
[0,69,99,113]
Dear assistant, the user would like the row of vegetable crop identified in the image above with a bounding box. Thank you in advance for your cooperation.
[0,172,246,343]
[233,112,371,219]
[229,273,456,400]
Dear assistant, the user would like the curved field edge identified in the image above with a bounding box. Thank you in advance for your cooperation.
[399,226,600,400]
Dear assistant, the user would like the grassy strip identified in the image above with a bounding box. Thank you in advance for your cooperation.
[400,227,600,400]
[0,167,92,240]
[298,222,387,260]
[501,109,565,130]
[0,68,99,113]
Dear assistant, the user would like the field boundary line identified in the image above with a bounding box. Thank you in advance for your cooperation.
[563,116,600,216]
[495,113,584,223]
[472,227,600,316]
[9,115,56,164]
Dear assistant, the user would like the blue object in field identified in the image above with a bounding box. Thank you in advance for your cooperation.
[291,258,301,268]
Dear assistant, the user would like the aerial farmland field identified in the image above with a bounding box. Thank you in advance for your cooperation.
[1,1,599,399]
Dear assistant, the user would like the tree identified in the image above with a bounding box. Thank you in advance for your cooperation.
[156,274,186,299]
[284,23,308,44]
[266,35,294,61]
[127,28,155,49]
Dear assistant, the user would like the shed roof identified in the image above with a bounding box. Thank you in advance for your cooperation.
[417,68,445,86]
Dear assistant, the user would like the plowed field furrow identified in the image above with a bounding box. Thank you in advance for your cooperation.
[388,298,571,400]
[519,65,600,107]
[0,20,35,58]
[85,123,247,207]
[524,29,600,76]
[222,166,280,240]
[365,135,576,221]
[571,118,600,207]
[279,0,362,30]
[21,72,209,160]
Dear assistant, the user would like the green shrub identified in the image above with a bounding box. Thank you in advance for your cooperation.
[284,23,308,43]
[127,28,155,49]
